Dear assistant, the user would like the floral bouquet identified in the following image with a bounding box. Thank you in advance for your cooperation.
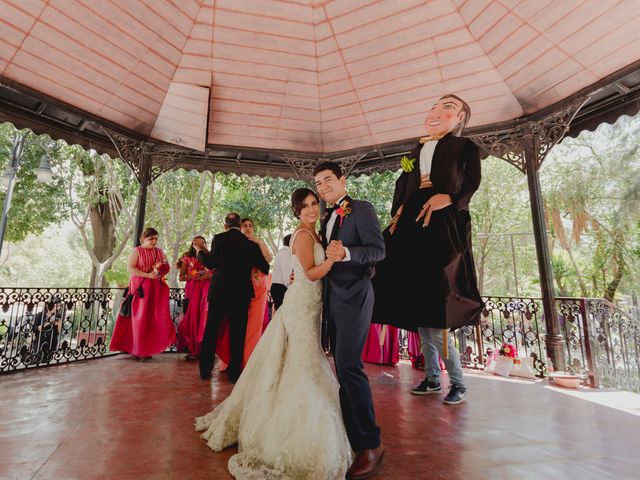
[193,268,212,281]
[154,262,170,278]
[498,343,518,358]
[494,342,518,377]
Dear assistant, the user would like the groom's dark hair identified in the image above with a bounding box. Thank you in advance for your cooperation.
[313,161,343,179]
[224,212,241,228]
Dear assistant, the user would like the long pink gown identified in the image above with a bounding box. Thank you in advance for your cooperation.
[110,246,176,356]
[216,267,269,370]
[362,324,400,365]
[176,255,211,357]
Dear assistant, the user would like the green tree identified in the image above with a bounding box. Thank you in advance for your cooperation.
[62,146,138,287]
[218,174,307,253]
[0,124,67,246]
[146,169,219,287]
[542,114,640,300]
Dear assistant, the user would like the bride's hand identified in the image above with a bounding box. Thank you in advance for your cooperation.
[416,194,452,227]
[326,241,345,261]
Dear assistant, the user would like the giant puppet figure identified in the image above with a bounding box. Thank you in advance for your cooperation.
[373,94,483,342]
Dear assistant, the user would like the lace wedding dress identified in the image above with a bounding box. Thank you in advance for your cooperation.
[195,232,353,479]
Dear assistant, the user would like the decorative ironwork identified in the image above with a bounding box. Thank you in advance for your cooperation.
[101,127,189,183]
[469,97,589,172]
[282,153,365,182]
[3,287,637,392]
[333,153,366,177]
[0,288,116,372]
[101,127,145,179]
[281,156,318,183]
[149,147,189,182]
[168,288,186,353]
[351,157,402,177]
[585,298,640,392]
[453,296,547,376]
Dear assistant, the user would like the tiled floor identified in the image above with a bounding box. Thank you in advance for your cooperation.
[1,354,639,479]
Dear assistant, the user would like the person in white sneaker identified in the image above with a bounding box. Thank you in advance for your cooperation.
[372,94,483,406]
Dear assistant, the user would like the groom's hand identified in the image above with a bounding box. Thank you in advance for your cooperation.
[326,240,345,261]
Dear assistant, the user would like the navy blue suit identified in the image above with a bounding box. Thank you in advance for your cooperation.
[321,196,385,451]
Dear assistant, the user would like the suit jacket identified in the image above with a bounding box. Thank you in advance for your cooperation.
[197,228,269,304]
[391,134,481,217]
[321,196,385,299]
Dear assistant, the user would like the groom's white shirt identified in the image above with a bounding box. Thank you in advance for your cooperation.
[325,195,351,262]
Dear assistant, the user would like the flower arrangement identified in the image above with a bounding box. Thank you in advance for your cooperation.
[336,199,352,226]
[400,155,415,173]
[154,262,170,278]
[498,343,518,358]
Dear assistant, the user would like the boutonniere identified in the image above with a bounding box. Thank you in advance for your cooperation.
[400,155,415,173]
[336,200,352,227]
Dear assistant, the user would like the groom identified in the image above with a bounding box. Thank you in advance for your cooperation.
[314,162,386,479]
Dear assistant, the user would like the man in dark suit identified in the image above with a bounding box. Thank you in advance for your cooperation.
[194,212,269,382]
[315,162,386,480]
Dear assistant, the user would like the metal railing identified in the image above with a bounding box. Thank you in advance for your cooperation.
[0,287,185,373]
[1,287,638,391]
[451,296,640,392]
[454,296,547,376]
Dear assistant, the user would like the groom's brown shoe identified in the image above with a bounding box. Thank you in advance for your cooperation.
[346,445,385,479]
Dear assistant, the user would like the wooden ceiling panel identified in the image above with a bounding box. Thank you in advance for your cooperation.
[1,0,639,154]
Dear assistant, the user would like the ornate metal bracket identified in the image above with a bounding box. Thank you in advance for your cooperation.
[149,147,189,182]
[101,127,189,183]
[333,153,366,177]
[352,156,400,176]
[469,97,589,173]
[281,156,319,184]
[282,153,366,183]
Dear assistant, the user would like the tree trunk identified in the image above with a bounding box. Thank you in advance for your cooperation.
[89,196,117,288]
[565,245,588,297]
[604,243,625,302]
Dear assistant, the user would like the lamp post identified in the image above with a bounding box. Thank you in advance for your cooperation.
[0,132,54,257]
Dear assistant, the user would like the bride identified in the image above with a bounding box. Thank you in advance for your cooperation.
[195,188,353,479]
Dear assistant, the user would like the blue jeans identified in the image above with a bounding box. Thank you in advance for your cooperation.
[418,327,465,388]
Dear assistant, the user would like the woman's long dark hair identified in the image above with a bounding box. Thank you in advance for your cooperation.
[176,236,205,267]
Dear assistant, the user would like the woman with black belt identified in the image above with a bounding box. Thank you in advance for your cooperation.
[373,94,483,405]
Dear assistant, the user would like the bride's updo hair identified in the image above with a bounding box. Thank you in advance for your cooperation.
[291,188,319,219]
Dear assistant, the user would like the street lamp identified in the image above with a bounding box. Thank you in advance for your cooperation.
[0,132,55,257]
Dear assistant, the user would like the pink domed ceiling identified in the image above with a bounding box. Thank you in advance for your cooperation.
[1,0,639,153]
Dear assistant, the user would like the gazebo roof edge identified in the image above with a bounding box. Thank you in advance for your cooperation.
[2,60,640,178]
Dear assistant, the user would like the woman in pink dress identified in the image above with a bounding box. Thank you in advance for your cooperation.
[176,236,212,360]
[109,228,176,359]
[362,324,400,365]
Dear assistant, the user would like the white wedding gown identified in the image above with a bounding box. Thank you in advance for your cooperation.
[195,236,353,480]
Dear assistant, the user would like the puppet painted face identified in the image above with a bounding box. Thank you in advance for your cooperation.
[424,97,465,138]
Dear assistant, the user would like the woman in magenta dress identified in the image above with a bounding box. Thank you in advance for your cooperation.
[176,236,212,360]
[362,324,400,365]
[110,227,176,359]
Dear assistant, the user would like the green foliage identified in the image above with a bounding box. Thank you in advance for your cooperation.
[542,114,640,300]
[0,124,68,242]
[218,174,307,241]
[348,170,397,227]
